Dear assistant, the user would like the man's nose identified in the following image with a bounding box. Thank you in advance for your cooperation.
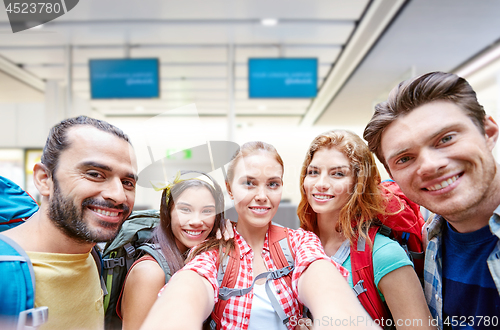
[416,148,448,177]
[102,178,127,205]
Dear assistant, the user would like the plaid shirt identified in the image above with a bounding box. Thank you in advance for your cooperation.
[182,226,348,330]
[424,207,500,329]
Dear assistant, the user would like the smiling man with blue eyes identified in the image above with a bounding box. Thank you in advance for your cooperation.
[364,72,500,330]
[1,116,138,330]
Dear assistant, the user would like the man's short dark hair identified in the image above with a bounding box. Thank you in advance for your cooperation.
[363,71,486,172]
[41,116,131,177]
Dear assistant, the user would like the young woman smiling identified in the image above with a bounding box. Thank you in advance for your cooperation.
[140,141,379,330]
[298,130,433,330]
[119,172,228,330]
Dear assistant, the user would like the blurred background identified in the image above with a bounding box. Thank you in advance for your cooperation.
[1,0,500,228]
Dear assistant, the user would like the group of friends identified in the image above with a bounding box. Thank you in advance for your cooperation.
[1,71,499,330]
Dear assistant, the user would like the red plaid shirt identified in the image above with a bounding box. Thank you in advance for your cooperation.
[181,227,348,330]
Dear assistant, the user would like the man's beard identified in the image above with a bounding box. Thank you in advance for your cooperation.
[48,178,130,243]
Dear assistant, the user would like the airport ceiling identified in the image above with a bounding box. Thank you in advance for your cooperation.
[0,0,500,128]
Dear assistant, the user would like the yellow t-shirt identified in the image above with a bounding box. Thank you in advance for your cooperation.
[26,250,104,330]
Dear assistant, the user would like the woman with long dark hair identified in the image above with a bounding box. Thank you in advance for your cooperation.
[119,171,227,330]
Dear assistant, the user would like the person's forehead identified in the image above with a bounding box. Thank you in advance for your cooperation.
[235,152,283,175]
[63,125,137,168]
[176,186,214,203]
[311,147,349,165]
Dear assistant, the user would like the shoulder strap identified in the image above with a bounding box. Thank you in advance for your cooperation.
[268,224,295,270]
[0,234,48,329]
[209,243,241,330]
[350,226,390,322]
[137,244,172,283]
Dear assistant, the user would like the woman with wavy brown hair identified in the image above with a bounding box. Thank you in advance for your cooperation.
[298,130,433,330]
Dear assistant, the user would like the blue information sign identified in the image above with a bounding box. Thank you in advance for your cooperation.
[89,58,160,99]
[248,58,318,98]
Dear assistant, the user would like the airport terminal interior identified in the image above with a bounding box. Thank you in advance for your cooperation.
[1,0,500,228]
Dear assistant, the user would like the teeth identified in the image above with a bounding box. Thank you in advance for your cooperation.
[251,208,268,213]
[314,194,333,200]
[92,208,118,217]
[427,175,459,191]
[185,230,202,236]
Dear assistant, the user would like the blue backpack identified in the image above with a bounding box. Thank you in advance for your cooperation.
[0,176,47,329]
[0,176,39,232]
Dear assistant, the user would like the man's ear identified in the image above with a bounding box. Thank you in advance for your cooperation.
[225,181,233,200]
[33,163,52,197]
[484,115,499,151]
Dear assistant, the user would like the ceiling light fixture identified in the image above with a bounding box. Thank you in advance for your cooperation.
[261,18,278,26]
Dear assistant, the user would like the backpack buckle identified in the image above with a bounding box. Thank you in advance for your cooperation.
[103,257,125,269]
[219,287,244,300]
[270,265,294,280]
[17,306,49,329]
[124,243,136,258]
[352,280,367,296]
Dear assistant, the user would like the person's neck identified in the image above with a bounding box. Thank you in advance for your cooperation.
[444,165,500,233]
[8,206,95,254]
[235,219,268,253]
[317,212,346,255]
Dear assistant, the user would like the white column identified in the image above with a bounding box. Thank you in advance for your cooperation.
[227,43,235,142]
[45,80,65,132]
[65,44,73,117]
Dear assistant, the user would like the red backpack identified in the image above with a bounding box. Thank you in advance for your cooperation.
[207,224,297,330]
[350,180,425,323]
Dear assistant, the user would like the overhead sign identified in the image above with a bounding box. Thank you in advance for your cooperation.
[248,58,318,98]
[89,58,160,99]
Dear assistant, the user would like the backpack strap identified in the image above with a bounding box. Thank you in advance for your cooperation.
[350,226,390,323]
[209,243,241,330]
[137,243,172,283]
[0,234,48,330]
[91,246,108,296]
[378,225,424,262]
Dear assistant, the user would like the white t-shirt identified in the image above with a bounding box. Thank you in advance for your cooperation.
[248,283,287,330]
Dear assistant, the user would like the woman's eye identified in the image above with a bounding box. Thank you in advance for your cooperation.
[268,181,281,188]
[332,172,345,177]
[244,180,254,186]
[307,169,318,176]
[180,207,190,212]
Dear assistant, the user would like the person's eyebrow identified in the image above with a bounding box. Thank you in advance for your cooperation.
[80,161,138,181]
[387,148,409,163]
[329,165,349,170]
[387,124,461,162]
